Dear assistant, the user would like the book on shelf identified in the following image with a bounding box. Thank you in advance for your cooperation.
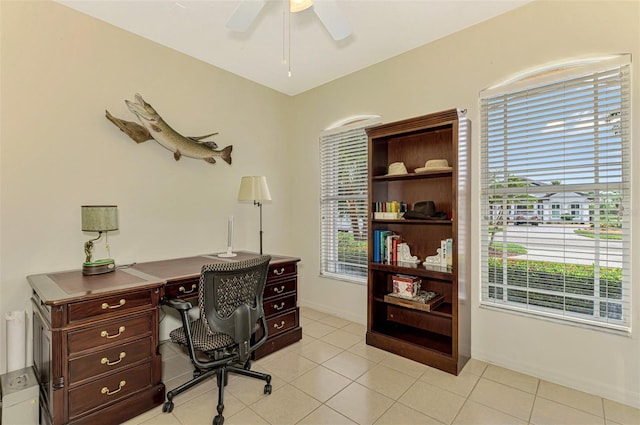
[372,201,407,213]
[372,201,407,220]
[373,229,403,264]
[386,234,400,263]
[438,238,453,268]
[374,212,401,219]
[373,230,379,262]
[373,229,389,262]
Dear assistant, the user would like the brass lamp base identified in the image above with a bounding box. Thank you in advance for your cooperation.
[82,259,116,275]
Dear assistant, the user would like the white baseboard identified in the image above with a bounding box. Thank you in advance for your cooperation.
[299,300,366,325]
[473,348,640,409]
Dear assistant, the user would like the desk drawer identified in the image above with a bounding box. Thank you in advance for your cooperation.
[264,278,296,300]
[69,362,152,419]
[164,279,199,300]
[263,294,296,317]
[68,290,154,323]
[69,337,152,384]
[266,310,297,338]
[68,311,153,354]
[268,263,297,282]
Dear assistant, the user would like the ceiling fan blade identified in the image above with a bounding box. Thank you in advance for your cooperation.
[226,0,267,32]
[313,1,352,41]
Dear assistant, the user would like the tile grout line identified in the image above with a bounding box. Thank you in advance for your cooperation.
[527,379,542,424]
[153,308,638,425]
[449,368,486,425]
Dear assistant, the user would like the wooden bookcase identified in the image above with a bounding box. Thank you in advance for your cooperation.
[365,109,471,375]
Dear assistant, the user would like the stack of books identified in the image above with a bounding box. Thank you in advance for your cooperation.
[372,201,407,219]
[372,230,402,263]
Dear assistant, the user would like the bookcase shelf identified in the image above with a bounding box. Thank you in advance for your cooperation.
[369,262,452,280]
[381,295,452,317]
[372,170,453,181]
[371,220,452,227]
[368,323,453,357]
[366,109,471,375]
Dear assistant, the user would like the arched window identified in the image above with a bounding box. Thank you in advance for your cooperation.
[320,115,381,283]
[479,55,631,332]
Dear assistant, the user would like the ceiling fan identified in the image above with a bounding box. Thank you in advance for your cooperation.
[226,0,352,41]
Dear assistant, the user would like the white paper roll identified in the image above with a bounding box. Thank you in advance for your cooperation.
[5,310,26,372]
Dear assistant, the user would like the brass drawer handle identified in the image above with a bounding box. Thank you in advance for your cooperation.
[273,302,285,311]
[273,285,285,294]
[102,299,126,310]
[101,352,126,366]
[101,326,125,339]
[273,321,285,330]
[179,284,197,294]
[273,268,285,276]
[101,380,126,396]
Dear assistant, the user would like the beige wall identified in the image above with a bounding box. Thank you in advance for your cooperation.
[1,0,639,409]
[0,0,293,360]
[290,0,640,408]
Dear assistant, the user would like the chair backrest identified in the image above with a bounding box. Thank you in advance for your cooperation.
[198,255,271,360]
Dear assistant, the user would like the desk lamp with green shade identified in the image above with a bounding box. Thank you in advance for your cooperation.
[81,205,118,275]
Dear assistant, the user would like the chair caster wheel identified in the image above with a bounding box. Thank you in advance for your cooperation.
[264,384,272,394]
[213,414,224,425]
[194,369,202,378]
[162,401,174,413]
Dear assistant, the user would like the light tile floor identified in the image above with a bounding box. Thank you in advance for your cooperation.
[124,307,640,425]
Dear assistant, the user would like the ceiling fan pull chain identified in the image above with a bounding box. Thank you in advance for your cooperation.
[282,0,286,64]
[288,3,292,77]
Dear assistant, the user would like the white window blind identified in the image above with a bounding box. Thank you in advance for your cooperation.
[480,55,631,332]
[320,117,380,283]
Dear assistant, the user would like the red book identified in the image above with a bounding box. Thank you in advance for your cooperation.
[392,238,399,262]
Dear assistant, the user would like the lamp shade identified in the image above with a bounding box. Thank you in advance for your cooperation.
[290,0,313,13]
[81,205,119,232]
[237,176,272,202]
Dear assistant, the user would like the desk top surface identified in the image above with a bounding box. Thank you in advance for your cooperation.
[132,251,298,281]
[27,251,300,305]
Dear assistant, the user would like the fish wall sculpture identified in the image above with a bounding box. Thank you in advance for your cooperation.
[106,93,232,165]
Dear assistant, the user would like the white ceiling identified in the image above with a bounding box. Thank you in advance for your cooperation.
[55,0,531,96]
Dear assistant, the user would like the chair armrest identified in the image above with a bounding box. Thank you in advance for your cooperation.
[163,297,193,311]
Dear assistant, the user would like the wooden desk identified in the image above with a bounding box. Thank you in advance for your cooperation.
[132,251,302,359]
[27,251,301,425]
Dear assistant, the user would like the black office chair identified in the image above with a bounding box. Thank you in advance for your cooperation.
[162,256,272,425]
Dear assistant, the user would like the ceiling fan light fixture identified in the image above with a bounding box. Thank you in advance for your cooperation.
[290,0,313,13]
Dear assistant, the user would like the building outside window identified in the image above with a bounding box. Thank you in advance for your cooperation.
[480,55,631,332]
[571,203,581,217]
[320,116,381,283]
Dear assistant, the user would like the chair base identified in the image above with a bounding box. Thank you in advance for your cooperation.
[163,362,271,424]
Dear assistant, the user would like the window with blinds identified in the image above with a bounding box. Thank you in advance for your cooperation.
[479,55,631,332]
[320,116,380,283]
